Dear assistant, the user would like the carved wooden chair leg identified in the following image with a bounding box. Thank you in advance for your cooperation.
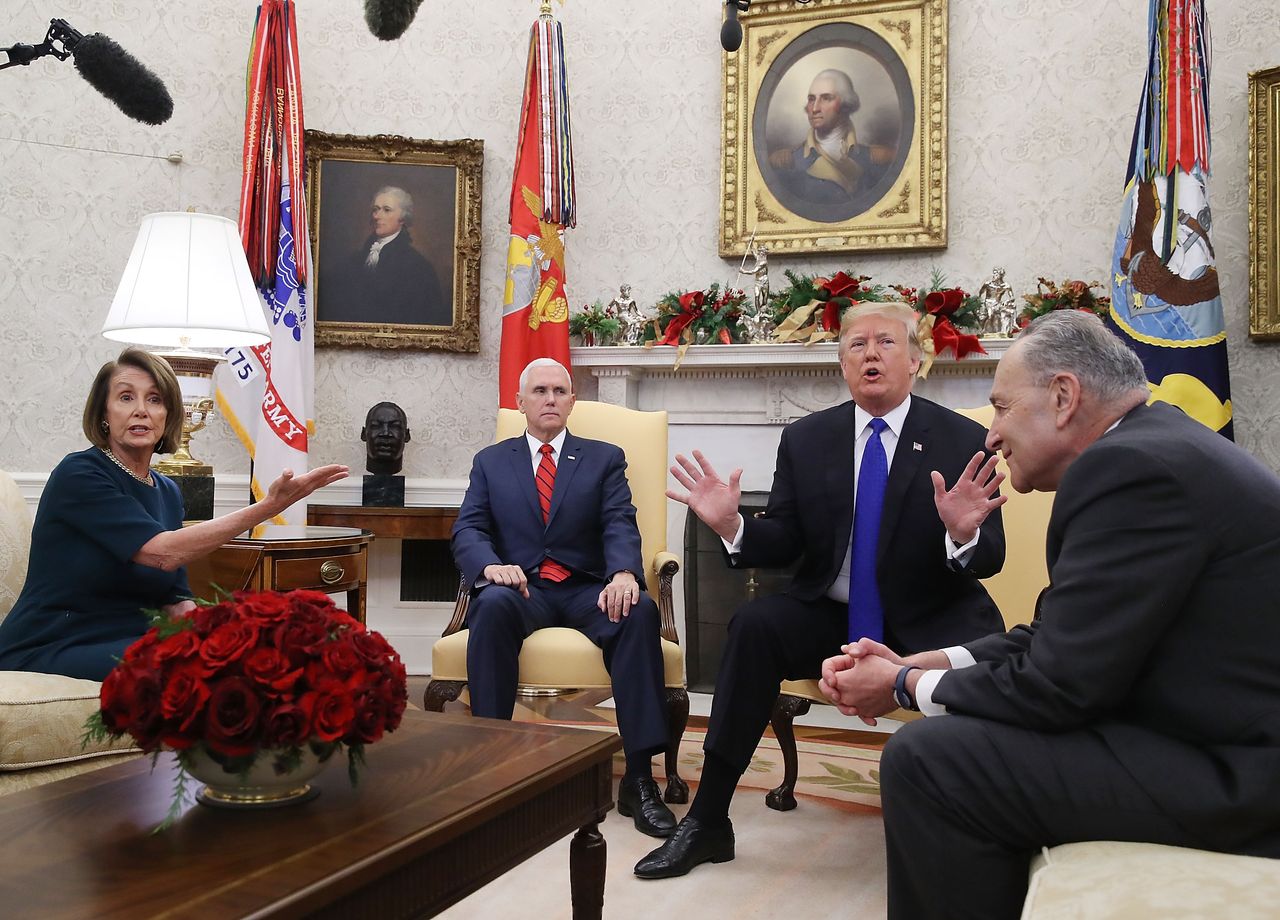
[423,679,466,713]
[662,687,690,804]
[765,693,810,811]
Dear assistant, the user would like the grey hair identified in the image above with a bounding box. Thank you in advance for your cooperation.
[1015,311,1148,403]
[374,186,414,227]
[517,357,573,395]
[811,68,860,115]
[839,301,922,361]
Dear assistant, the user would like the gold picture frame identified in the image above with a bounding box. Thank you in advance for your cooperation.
[720,0,946,257]
[1249,65,1280,340]
[304,131,483,351]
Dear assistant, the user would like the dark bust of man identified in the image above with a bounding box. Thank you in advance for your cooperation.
[361,401,410,476]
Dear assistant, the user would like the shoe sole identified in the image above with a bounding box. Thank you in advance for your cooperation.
[617,799,677,838]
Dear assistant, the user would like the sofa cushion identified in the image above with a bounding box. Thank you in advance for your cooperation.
[0,469,32,623]
[0,672,139,770]
[1023,840,1280,919]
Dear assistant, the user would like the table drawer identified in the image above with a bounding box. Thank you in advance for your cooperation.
[273,550,366,592]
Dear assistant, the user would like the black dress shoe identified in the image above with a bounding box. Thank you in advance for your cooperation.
[617,775,678,838]
[634,816,735,879]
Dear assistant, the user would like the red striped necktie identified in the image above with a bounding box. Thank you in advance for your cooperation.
[536,443,571,582]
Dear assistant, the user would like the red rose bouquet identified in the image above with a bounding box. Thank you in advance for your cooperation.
[83,589,407,821]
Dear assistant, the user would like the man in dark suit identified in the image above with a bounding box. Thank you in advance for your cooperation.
[324,186,447,326]
[820,310,1280,919]
[635,302,1008,878]
[452,358,676,839]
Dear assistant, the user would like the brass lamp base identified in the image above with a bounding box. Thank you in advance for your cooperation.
[151,347,222,521]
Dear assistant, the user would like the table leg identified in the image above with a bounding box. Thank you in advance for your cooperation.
[570,820,606,920]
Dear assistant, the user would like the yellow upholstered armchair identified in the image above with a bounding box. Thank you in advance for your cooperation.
[424,402,690,803]
[764,405,1055,810]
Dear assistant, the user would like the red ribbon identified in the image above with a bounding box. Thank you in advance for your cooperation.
[820,301,841,332]
[822,271,860,300]
[924,288,964,316]
[930,316,986,359]
[657,290,705,346]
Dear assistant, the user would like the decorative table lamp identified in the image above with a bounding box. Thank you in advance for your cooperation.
[101,212,270,520]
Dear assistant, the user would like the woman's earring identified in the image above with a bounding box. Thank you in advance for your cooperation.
[101,420,109,432]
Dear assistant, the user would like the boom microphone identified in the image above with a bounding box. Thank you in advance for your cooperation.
[0,19,172,125]
[364,0,425,41]
[721,1,749,53]
[72,33,173,125]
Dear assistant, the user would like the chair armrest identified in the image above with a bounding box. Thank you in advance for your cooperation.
[651,551,680,579]
[443,574,470,636]
[651,551,681,644]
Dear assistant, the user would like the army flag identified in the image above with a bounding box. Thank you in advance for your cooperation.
[215,0,314,525]
[497,12,577,409]
[1109,0,1232,437]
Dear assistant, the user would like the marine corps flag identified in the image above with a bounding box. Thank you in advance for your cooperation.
[215,0,315,525]
[1110,0,1232,437]
[498,10,577,409]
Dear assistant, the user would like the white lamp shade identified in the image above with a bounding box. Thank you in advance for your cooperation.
[102,212,272,349]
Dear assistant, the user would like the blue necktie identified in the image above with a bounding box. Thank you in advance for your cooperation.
[849,418,888,644]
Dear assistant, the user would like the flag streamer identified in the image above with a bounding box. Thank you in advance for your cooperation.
[239,0,308,287]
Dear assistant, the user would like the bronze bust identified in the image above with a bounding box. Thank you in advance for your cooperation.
[361,402,410,476]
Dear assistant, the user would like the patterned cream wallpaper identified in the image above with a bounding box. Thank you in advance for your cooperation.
[1,0,1278,478]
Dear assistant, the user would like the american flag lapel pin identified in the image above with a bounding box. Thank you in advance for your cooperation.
[913,442,923,452]
[567,455,577,461]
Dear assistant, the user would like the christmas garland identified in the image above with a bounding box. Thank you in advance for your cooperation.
[1015,278,1111,330]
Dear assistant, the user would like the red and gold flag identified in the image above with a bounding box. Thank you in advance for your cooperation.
[498,12,576,409]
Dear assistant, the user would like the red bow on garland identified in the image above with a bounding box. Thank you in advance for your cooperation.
[657,290,705,345]
[818,272,862,332]
[922,289,984,359]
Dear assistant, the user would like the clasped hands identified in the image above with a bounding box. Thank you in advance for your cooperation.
[818,638,910,726]
[481,564,640,623]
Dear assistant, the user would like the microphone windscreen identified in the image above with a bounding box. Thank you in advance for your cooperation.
[364,0,425,41]
[720,19,743,53]
[72,33,173,125]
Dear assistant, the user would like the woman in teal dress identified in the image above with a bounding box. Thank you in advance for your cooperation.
[0,348,348,681]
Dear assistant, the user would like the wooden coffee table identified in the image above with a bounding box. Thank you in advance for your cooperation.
[0,709,622,918]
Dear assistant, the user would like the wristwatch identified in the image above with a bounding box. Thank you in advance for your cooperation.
[893,666,921,712]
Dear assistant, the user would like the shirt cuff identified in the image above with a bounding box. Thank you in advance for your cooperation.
[944,527,981,565]
[943,646,977,668]
[721,514,746,554]
[915,647,977,717]
[915,670,950,717]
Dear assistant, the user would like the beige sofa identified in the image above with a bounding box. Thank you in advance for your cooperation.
[0,469,139,797]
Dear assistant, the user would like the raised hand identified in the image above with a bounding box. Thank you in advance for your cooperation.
[264,464,350,511]
[667,450,743,542]
[932,451,1007,545]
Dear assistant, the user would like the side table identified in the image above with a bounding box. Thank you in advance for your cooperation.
[186,525,373,622]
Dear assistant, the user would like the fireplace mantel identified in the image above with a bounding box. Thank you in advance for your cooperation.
[571,339,1011,425]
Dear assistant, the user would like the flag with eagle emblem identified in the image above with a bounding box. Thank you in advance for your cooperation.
[1109,0,1232,437]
